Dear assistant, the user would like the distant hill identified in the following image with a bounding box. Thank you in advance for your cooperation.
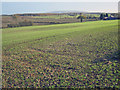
[48,10,115,15]
[2,11,117,16]
[48,10,87,13]
[48,10,102,15]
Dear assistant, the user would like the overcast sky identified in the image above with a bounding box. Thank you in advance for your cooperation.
[2,2,118,15]
[1,0,119,2]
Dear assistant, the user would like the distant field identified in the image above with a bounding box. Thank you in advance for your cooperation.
[31,15,76,19]
[2,14,99,28]
[2,20,119,88]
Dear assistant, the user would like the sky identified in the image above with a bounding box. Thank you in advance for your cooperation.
[2,2,118,15]
[1,0,119,2]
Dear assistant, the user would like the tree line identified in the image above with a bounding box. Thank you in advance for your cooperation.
[77,13,118,22]
[7,21,32,28]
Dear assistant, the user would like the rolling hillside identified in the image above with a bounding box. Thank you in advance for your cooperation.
[2,20,119,88]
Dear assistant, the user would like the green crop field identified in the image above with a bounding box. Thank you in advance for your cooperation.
[2,20,119,88]
[31,15,76,19]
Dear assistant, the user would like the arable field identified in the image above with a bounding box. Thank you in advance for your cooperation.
[2,20,119,88]
[2,13,99,28]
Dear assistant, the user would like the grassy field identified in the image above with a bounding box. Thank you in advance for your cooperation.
[31,15,76,19]
[2,14,99,28]
[2,20,119,88]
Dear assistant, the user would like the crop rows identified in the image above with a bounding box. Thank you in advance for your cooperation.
[2,20,119,88]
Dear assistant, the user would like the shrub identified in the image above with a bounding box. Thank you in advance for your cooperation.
[7,21,33,28]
